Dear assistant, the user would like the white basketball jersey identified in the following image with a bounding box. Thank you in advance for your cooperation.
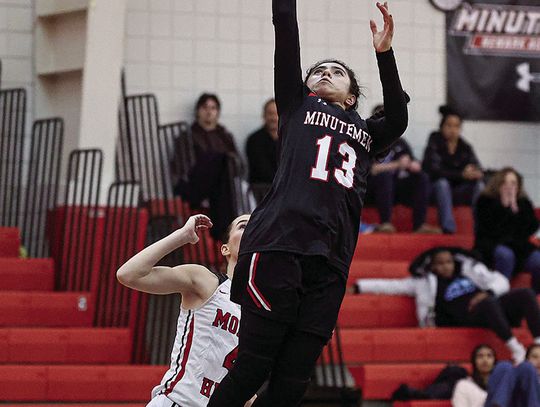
[150,277,241,406]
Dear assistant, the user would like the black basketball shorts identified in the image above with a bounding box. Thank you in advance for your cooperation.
[231,251,347,340]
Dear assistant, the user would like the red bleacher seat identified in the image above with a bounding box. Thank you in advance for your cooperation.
[13,405,144,407]
[511,272,532,289]
[0,227,20,257]
[348,259,410,280]
[0,328,131,364]
[0,365,165,401]
[0,292,94,327]
[362,206,474,235]
[0,258,55,291]
[394,401,451,407]
[339,295,417,328]
[354,234,474,261]
[350,363,470,400]
[338,327,531,364]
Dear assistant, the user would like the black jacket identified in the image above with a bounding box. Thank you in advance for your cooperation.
[422,132,480,184]
[474,194,539,271]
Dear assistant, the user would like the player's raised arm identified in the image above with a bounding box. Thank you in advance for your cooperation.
[366,2,408,154]
[273,0,303,116]
[116,215,217,296]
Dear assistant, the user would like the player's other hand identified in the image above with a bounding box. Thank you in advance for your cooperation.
[370,2,394,53]
[398,155,411,171]
[408,160,422,173]
[181,214,213,244]
[468,291,489,311]
[244,395,257,407]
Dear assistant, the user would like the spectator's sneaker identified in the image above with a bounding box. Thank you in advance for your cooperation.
[414,224,442,234]
[375,222,396,233]
[359,222,377,234]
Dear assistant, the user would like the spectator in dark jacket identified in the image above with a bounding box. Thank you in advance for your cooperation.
[475,167,540,292]
[368,104,440,234]
[245,99,279,203]
[172,93,243,240]
[422,106,483,234]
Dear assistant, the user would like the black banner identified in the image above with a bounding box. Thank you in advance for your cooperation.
[446,0,540,122]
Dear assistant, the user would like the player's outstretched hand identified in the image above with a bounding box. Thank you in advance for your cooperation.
[370,2,394,53]
[181,214,213,245]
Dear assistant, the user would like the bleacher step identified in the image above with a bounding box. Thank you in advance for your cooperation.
[348,260,409,280]
[362,206,474,235]
[0,227,21,257]
[0,258,55,291]
[394,401,451,407]
[339,295,417,328]
[338,327,531,363]
[0,292,94,327]
[0,328,131,364]
[350,363,470,400]
[12,405,144,407]
[354,234,474,261]
[0,365,165,401]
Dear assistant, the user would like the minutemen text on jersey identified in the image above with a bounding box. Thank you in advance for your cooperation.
[239,0,409,274]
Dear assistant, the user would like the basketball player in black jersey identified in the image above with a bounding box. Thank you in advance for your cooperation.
[208,1,408,406]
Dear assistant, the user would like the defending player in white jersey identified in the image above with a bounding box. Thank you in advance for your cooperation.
[117,214,253,407]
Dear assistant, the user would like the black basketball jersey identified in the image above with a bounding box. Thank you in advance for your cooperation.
[239,0,408,274]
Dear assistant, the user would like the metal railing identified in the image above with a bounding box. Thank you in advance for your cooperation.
[0,87,26,228]
[21,118,63,258]
[131,215,182,364]
[56,149,103,291]
[94,182,147,327]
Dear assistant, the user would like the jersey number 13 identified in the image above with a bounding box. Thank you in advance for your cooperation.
[310,135,356,189]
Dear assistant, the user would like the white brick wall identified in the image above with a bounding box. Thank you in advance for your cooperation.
[0,0,34,166]
[124,0,540,203]
[0,1,33,88]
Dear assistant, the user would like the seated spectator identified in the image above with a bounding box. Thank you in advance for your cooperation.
[452,344,496,407]
[393,364,467,402]
[245,99,279,203]
[172,93,243,239]
[484,344,540,406]
[422,106,483,234]
[475,167,540,292]
[367,105,440,234]
[355,247,540,363]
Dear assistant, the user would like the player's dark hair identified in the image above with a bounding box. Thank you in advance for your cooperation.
[438,105,462,129]
[305,59,362,111]
[371,104,384,116]
[195,93,221,113]
[221,215,250,244]
[471,344,496,390]
[526,344,540,359]
[429,248,452,265]
[221,221,234,244]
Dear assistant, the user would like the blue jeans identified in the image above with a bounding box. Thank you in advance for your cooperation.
[432,178,483,233]
[494,246,540,292]
[485,361,540,406]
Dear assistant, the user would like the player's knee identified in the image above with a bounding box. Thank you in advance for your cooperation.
[228,351,274,398]
[253,376,311,407]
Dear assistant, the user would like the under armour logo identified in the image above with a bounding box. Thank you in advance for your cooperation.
[317,98,328,106]
[516,63,540,93]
